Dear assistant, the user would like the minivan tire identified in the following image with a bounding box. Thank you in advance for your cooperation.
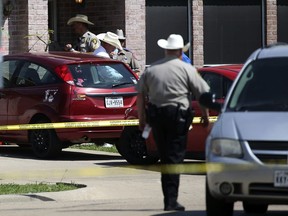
[206,178,234,216]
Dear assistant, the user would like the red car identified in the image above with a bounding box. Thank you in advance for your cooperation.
[0,52,138,158]
[116,64,242,164]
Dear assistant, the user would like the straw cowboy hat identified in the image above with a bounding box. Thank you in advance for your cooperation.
[183,42,190,52]
[157,34,190,51]
[67,14,94,25]
[97,32,123,50]
[116,29,126,40]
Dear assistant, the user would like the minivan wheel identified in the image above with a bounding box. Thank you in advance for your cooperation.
[206,178,234,216]
[116,126,159,165]
[29,119,62,159]
[243,202,268,214]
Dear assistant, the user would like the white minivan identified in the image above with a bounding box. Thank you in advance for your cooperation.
[201,43,288,216]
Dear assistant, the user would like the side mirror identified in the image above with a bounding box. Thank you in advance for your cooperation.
[199,92,222,112]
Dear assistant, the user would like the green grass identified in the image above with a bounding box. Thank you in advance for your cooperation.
[0,144,117,195]
[0,182,83,195]
[69,143,118,153]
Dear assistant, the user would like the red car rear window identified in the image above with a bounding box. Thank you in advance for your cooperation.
[67,63,138,88]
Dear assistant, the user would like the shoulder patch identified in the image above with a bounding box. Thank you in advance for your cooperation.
[91,38,100,50]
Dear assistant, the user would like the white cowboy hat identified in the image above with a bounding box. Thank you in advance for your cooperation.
[67,14,94,25]
[116,29,126,40]
[157,34,190,50]
[97,32,123,50]
[96,33,106,40]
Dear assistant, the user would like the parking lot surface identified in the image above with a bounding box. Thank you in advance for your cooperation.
[1,145,288,216]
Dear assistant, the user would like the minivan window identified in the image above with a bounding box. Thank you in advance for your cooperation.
[228,58,288,111]
[68,63,137,88]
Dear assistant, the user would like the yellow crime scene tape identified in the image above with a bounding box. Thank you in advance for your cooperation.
[0,116,218,179]
[0,163,228,180]
[0,163,257,180]
[0,116,218,131]
[0,164,208,180]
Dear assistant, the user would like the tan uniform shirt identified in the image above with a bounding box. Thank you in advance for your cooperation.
[117,49,140,72]
[137,56,210,110]
[76,31,100,53]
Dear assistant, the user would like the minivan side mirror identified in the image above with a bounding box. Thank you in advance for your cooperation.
[199,92,222,112]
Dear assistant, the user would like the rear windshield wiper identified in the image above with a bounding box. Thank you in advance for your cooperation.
[112,82,135,88]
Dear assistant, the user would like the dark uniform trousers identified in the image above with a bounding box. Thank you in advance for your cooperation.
[147,103,193,206]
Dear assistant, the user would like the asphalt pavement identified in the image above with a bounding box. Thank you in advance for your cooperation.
[1,145,288,216]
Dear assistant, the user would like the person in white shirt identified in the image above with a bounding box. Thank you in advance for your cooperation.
[93,32,122,58]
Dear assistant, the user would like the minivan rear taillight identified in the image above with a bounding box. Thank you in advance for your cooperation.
[55,65,75,85]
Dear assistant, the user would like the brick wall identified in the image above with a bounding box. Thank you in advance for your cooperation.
[0,0,282,67]
[2,0,48,54]
[2,0,29,54]
[266,0,277,45]
[125,0,146,70]
[1,18,10,54]
[27,0,49,52]
[192,0,204,68]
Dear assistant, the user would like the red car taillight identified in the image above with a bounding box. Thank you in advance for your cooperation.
[55,65,75,85]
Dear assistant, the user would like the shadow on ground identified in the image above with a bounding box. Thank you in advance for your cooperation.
[0,145,206,175]
[0,145,122,161]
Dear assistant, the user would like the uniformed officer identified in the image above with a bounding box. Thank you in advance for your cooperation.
[137,34,210,211]
[114,29,141,76]
[65,14,100,53]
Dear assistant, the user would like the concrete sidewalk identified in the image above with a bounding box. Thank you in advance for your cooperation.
[0,147,209,216]
[5,147,287,216]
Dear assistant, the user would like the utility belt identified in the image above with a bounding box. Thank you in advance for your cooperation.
[146,103,194,126]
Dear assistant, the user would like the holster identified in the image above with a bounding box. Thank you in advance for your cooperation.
[146,103,194,131]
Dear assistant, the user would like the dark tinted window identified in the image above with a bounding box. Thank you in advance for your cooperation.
[13,62,60,87]
[228,58,288,111]
[68,63,137,88]
[278,1,288,43]
[202,72,233,99]
[204,0,262,64]
[146,0,189,64]
[203,73,223,99]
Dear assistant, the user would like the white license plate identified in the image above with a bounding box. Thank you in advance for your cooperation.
[274,170,288,187]
[105,97,124,108]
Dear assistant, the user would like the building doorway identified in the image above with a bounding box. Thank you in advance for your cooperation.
[203,0,262,64]
[146,0,191,65]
